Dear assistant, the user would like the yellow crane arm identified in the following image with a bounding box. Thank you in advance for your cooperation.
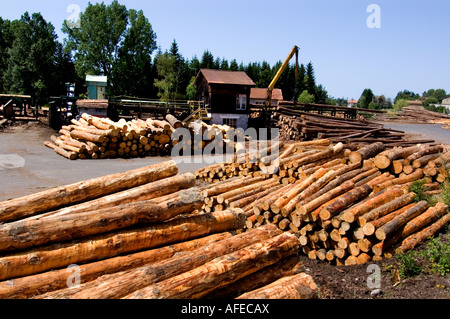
[266,45,299,109]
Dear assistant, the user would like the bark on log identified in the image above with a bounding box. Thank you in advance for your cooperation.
[203,255,304,299]
[362,203,417,236]
[0,160,178,223]
[0,232,231,299]
[373,169,424,193]
[0,188,204,252]
[340,186,406,223]
[374,145,422,169]
[349,142,385,164]
[123,232,300,299]
[27,173,195,221]
[397,212,450,253]
[236,272,318,299]
[37,224,281,299]
[318,183,372,221]
[0,210,245,281]
[165,114,183,129]
[400,202,449,239]
[44,141,77,160]
[358,192,417,227]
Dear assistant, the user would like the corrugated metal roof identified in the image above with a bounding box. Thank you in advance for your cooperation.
[196,69,255,86]
[250,88,283,100]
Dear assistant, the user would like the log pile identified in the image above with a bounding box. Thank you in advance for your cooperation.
[44,114,242,160]
[376,106,450,124]
[196,141,450,266]
[0,160,317,299]
[272,105,436,146]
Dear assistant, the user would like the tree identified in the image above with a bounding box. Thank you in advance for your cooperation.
[186,76,197,100]
[0,18,13,93]
[220,59,229,70]
[305,62,316,97]
[394,90,420,103]
[393,98,409,111]
[200,50,214,69]
[62,0,128,79]
[297,90,315,104]
[423,88,447,104]
[4,12,59,97]
[358,89,375,109]
[110,9,157,97]
[229,59,239,71]
[154,52,176,101]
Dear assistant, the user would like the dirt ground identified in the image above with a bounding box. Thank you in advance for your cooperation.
[0,119,449,300]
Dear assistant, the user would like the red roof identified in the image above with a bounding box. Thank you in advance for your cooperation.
[251,88,283,101]
[196,69,256,86]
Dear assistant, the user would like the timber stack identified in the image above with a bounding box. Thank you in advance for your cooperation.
[0,160,317,299]
[196,140,450,266]
[45,114,241,160]
[272,104,435,146]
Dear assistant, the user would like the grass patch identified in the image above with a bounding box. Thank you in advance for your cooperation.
[396,251,423,278]
[421,235,450,276]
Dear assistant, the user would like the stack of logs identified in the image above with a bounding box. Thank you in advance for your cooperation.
[196,140,450,266]
[0,160,318,299]
[376,106,450,124]
[44,113,242,160]
[272,105,435,146]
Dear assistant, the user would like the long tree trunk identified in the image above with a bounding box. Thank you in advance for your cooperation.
[0,232,231,299]
[0,210,245,282]
[0,188,205,252]
[0,160,178,223]
[36,224,282,299]
[123,232,300,299]
[236,272,318,299]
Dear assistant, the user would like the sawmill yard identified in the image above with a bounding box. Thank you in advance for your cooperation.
[0,117,449,303]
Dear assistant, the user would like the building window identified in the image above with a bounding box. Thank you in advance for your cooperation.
[236,94,247,110]
[223,118,237,128]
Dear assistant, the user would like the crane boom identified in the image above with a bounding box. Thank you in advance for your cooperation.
[264,45,299,129]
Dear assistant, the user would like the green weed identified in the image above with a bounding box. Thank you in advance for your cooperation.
[396,251,423,278]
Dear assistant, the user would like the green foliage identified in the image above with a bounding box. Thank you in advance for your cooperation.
[185,76,197,100]
[394,89,420,104]
[422,236,450,276]
[357,89,374,109]
[297,90,315,103]
[3,12,63,97]
[409,179,430,203]
[393,98,409,111]
[397,251,423,278]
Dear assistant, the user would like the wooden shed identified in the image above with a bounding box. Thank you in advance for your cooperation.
[195,69,256,129]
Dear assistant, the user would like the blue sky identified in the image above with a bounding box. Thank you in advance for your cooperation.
[1,0,449,100]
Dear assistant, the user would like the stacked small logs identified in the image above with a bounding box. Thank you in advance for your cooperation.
[0,160,317,300]
[196,141,450,266]
[45,113,175,160]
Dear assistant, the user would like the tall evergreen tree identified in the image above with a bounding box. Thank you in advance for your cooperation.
[200,50,214,69]
[4,12,59,96]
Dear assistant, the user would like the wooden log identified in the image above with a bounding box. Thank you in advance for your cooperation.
[374,145,422,169]
[201,176,264,198]
[406,145,444,163]
[0,188,205,252]
[123,232,300,299]
[340,186,405,223]
[362,203,417,236]
[37,224,282,299]
[400,202,448,238]
[349,142,385,164]
[0,160,178,223]
[165,114,183,129]
[358,192,417,226]
[397,212,450,253]
[373,169,424,193]
[44,141,77,160]
[0,232,231,299]
[203,255,304,299]
[27,173,196,221]
[218,178,278,204]
[229,184,284,209]
[412,153,441,168]
[70,129,105,143]
[375,200,429,241]
[236,272,317,299]
[318,183,372,221]
[0,210,245,281]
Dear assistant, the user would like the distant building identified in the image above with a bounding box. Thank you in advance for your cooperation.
[195,69,256,129]
[347,99,358,107]
[86,75,107,100]
[250,88,283,107]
